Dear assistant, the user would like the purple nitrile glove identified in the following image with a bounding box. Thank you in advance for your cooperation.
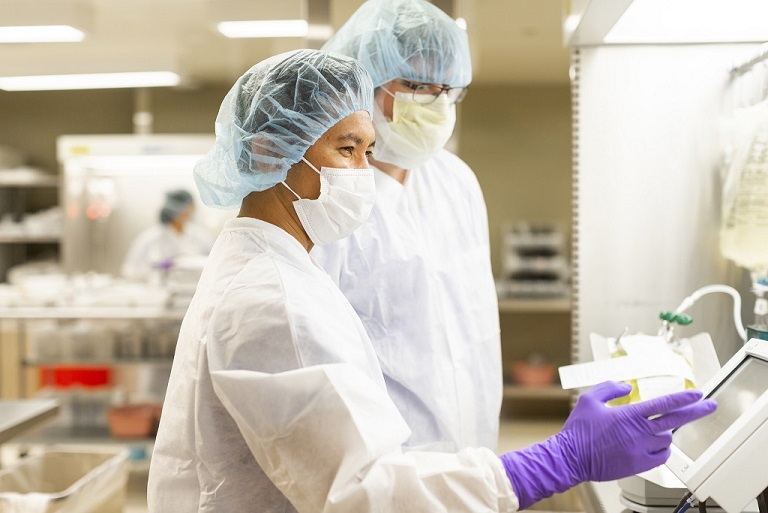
[499,381,717,510]
[156,257,174,271]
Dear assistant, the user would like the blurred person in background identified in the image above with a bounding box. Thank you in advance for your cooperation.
[121,188,213,282]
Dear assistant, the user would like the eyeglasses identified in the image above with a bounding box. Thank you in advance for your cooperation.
[390,78,468,105]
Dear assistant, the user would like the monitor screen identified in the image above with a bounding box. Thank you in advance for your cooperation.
[673,355,768,460]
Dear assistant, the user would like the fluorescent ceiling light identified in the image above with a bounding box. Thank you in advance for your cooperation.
[1,0,92,43]
[217,19,308,38]
[0,71,181,91]
[307,24,334,40]
[0,25,85,43]
[605,0,768,43]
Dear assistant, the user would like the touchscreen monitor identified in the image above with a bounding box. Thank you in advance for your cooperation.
[673,356,768,460]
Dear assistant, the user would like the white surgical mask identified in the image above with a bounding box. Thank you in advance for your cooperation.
[372,91,456,170]
[282,157,375,246]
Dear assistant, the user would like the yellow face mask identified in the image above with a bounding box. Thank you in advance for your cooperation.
[372,91,457,170]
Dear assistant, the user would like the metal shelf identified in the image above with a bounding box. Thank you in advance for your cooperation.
[0,234,61,243]
[16,424,153,445]
[503,384,571,401]
[498,298,571,313]
[0,175,59,187]
[24,358,173,367]
[0,307,186,320]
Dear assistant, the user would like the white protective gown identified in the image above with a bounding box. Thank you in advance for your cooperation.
[147,217,517,513]
[312,150,503,451]
[121,223,214,282]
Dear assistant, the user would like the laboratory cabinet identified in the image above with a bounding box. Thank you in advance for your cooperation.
[498,297,572,418]
[0,169,61,283]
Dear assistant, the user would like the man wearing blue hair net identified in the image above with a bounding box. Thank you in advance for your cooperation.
[312,0,499,453]
[121,188,213,282]
[147,48,716,512]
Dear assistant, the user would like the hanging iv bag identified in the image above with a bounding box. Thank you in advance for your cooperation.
[719,103,768,274]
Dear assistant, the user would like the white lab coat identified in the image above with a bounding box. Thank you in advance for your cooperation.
[121,223,214,282]
[147,217,517,513]
[312,149,503,451]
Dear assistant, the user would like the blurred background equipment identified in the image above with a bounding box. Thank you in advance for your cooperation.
[497,220,569,299]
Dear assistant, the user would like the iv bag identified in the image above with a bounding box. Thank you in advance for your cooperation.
[720,104,768,274]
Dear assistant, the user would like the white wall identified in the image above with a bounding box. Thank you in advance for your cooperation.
[575,44,762,364]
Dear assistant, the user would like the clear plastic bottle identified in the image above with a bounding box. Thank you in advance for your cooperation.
[747,278,768,340]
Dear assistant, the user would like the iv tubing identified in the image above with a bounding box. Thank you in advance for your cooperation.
[673,285,747,341]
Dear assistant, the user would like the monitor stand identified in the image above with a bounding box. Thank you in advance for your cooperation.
[619,476,758,513]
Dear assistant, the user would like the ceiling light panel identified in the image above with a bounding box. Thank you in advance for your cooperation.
[0,51,182,91]
[0,25,85,43]
[0,0,92,43]
[0,71,181,91]
[217,20,308,38]
[208,0,307,38]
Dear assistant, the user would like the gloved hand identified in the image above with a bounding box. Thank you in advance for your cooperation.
[499,380,717,509]
[156,257,175,271]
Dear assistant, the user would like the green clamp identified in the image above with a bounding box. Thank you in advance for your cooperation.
[659,311,693,326]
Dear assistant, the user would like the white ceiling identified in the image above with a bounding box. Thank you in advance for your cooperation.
[0,0,571,88]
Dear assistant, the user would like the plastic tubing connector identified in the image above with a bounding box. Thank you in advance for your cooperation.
[673,285,746,341]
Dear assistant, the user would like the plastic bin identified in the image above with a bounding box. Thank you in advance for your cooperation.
[39,367,112,388]
[0,447,129,513]
[107,403,162,438]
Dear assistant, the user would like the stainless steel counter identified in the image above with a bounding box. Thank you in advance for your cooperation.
[0,399,59,444]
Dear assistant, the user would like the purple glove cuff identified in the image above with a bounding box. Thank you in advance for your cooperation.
[499,433,582,510]
[499,382,717,510]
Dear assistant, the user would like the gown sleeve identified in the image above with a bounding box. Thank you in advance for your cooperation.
[210,363,519,513]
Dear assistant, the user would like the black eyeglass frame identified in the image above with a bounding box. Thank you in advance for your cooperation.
[391,78,469,105]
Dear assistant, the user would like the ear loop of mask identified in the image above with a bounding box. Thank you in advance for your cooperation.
[380,86,397,99]
[301,156,321,174]
[282,181,302,200]
[281,157,321,200]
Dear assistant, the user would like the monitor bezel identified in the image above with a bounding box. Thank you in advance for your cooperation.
[666,338,768,492]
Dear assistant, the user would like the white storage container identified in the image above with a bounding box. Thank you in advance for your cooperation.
[0,447,129,512]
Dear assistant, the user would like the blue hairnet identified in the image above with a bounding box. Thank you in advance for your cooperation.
[159,189,194,224]
[322,0,471,89]
[193,49,375,208]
